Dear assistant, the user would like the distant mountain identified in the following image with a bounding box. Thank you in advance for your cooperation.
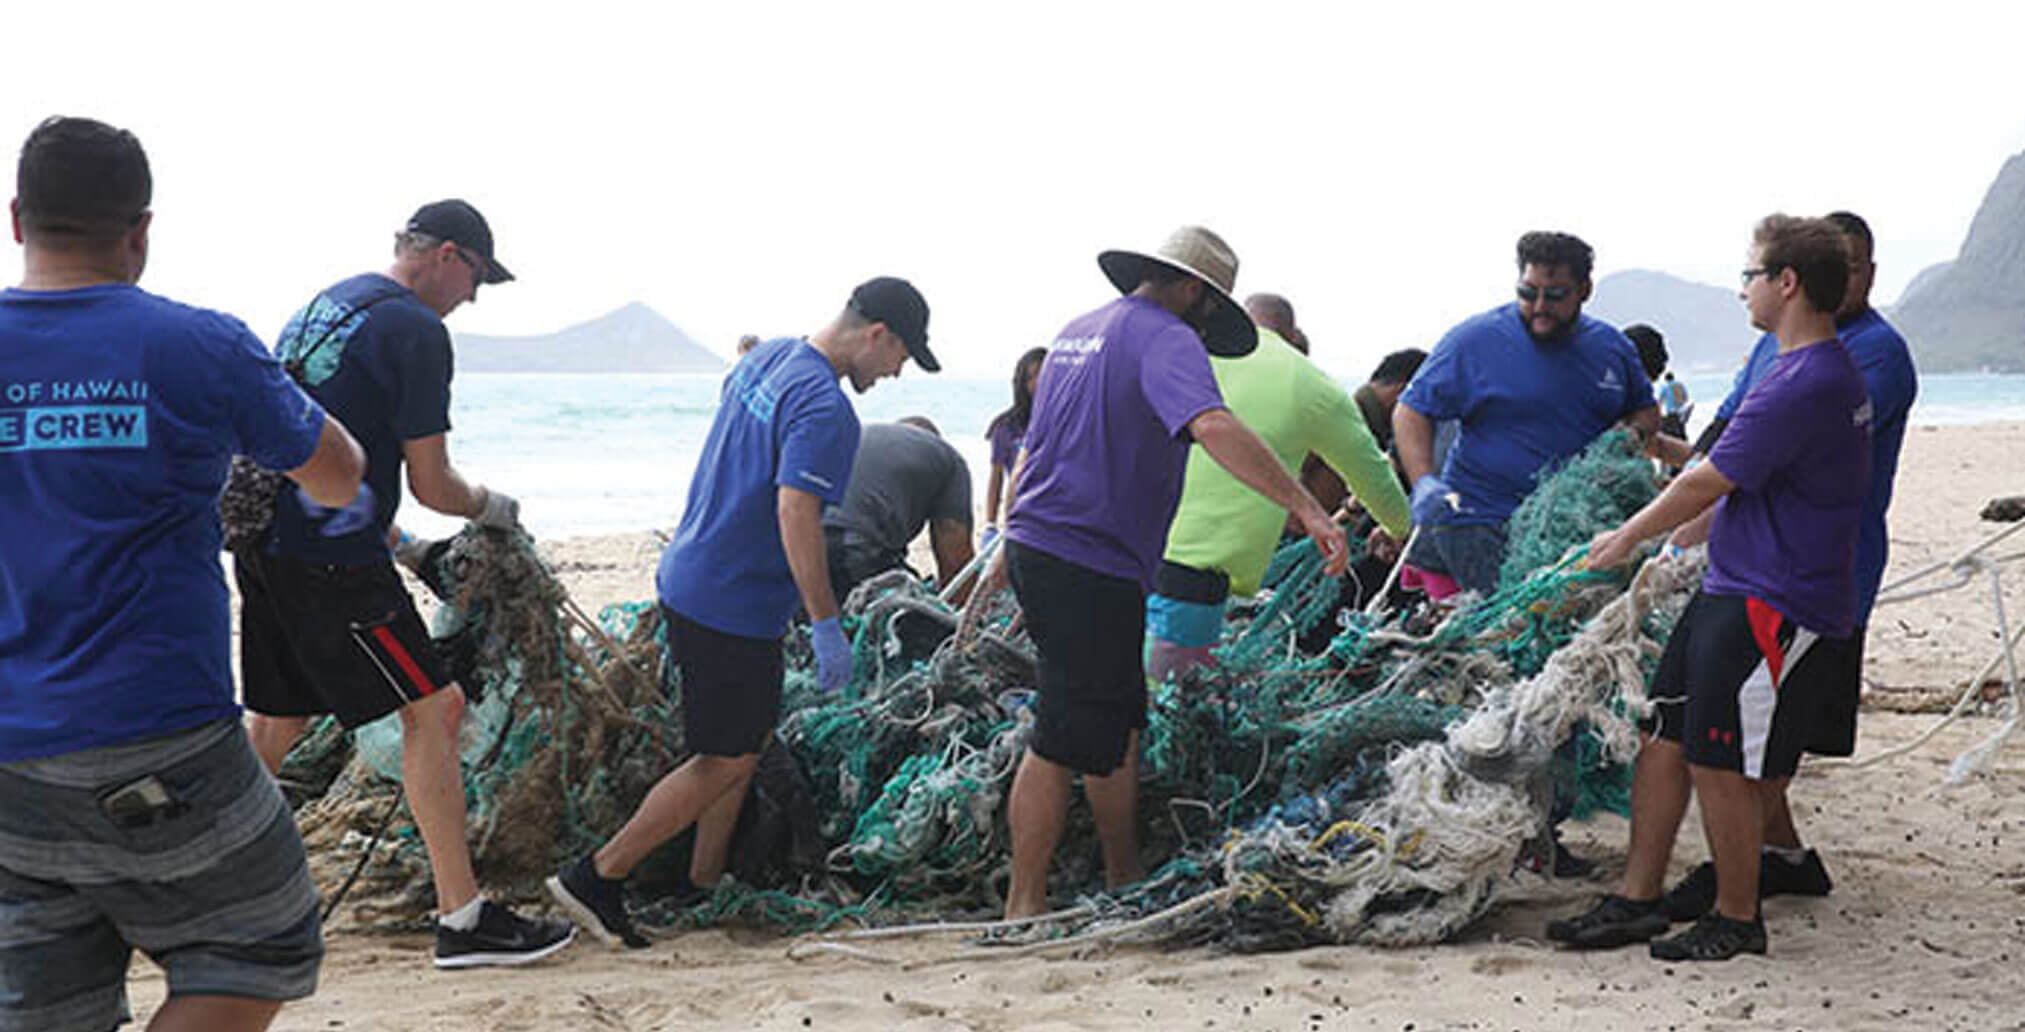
[1588,269,1758,373]
[455,303,723,373]
[1891,150,2025,372]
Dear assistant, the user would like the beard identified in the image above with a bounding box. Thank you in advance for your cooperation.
[1525,310,1575,343]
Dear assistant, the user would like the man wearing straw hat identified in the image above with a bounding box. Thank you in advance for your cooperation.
[965,226,1350,920]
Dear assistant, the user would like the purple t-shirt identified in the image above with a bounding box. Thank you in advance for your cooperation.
[1005,296,1225,588]
[1704,337,1872,636]
[987,416,1024,471]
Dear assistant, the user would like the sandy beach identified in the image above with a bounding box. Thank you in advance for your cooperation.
[135,422,2025,1031]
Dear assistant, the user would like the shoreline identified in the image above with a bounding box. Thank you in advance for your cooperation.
[186,420,2025,1030]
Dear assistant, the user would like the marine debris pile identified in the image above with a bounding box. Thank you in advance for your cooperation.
[289,431,1701,948]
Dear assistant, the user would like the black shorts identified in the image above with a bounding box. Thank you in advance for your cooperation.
[1006,541,1147,776]
[1644,590,1860,780]
[1805,624,1865,757]
[235,550,451,729]
[664,607,783,757]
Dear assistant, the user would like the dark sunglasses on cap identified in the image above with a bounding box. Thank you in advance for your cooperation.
[1514,283,1575,304]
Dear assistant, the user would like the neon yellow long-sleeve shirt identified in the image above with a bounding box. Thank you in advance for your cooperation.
[1162,329,1411,596]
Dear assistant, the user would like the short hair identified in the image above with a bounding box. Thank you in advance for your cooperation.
[15,116,151,241]
[898,415,940,437]
[1623,323,1668,381]
[1824,210,1874,256]
[394,229,444,257]
[1243,292,1296,334]
[1370,348,1427,385]
[1515,231,1594,281]
[1753,214,1849,314]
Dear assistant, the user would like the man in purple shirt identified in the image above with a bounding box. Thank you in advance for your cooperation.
[963,226,1348,920]
[1548,215,1871,961]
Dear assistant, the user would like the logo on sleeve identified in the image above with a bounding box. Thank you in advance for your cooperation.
[799,471,834,490]
[1596,367,1622,392]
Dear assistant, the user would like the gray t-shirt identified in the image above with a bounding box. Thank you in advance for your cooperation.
[823,422,972,562]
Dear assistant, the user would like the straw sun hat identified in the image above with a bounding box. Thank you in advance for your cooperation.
[1097,225,1257,357]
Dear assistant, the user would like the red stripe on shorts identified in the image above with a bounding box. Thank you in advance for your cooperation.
[1744,597,1786,687]
[372,625,439,696]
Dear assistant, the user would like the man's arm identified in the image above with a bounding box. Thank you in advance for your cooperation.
[928,518,976,605]
[1188,408,1348,575]
[287,413,367,507]
[780,485,840,621]
[1314,392,1411,539]
[1621,403,1661,446]
[1393,402,1438,485]
[402,433,486,518]
[1590,460,1735,567]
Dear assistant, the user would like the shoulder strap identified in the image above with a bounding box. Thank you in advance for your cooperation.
[283,287,411,381]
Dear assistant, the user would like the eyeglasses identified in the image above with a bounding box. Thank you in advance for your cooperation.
[1514,284,1574,304]
[453,248,485,292]
[1739,265,1781,288]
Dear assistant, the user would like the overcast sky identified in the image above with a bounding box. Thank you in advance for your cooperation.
[5,1,2021,379]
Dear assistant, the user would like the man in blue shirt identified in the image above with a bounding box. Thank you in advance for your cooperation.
[1655,211,1918,919]
[549,277,935,948]
[1,116,363,1032]
[233,201,576,968]
[1395,231,1660,595]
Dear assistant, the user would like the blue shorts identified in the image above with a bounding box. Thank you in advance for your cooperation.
[0,719,322,1032]
[1405,521,1508,595]
[1144,593,1228,684]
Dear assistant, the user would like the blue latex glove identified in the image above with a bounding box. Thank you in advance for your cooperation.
[811,617,852,693]
[298,483,376,538]
[1409,474,1458,527]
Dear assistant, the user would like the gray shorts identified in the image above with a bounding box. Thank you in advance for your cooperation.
[0,719,322,1032]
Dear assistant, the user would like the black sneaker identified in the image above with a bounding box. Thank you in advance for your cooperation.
[433,901,576,969]
[1661,861,1718,921]
[546,856,650,949]
[1761,848,1833,897]
[1663,850,1834,921]
[1648,911,1767,961]
[1544,895,1670,949]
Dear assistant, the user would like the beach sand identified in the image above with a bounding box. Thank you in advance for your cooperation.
[134,423,2025,1031]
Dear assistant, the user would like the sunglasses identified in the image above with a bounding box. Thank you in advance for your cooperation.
[453,247,485,291]
[1514,284,1574,304]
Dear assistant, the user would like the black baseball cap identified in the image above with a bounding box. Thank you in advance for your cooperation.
[848,276,936,372]
[406,199,513,284]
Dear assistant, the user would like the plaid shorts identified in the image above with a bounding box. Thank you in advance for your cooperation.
[0,719,322,1032]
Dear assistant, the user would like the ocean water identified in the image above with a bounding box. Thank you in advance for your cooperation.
[395,370,2025,542]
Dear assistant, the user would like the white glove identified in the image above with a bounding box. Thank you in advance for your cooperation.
[474,486,520,531]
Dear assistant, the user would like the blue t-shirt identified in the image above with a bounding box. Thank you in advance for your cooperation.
[1708,308,1916,622]
[1005,296,1226,590]
[1705,338,1872,636]
[268,273,451,564]
[657,338,859,638]
[0,284,325,762]
[1400,303,1656,523]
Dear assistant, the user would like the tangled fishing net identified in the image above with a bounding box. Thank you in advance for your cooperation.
[288,430,1703,948]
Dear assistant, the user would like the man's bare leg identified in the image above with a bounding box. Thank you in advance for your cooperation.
[246,714,310,775]
[148,995,283,1032]
[686,763,756,888]
[1623,736,1692,899]
[595,752,759,880]
[398,686,479,914]
[1083,731,1145,889]
[1760,778,1802,849]
[1691,764,1766,921]
[1004,747,1074,919]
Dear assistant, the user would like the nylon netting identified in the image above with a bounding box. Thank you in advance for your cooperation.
[288,430,1700,948]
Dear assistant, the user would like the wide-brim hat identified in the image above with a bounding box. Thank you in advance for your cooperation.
[1097,225,1255,357]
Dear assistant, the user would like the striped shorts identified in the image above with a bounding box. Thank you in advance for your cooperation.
[1644,590,1860,780]
[0,719,322,1032]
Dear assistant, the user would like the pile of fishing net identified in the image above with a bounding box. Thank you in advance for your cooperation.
[287,430,1700,948]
